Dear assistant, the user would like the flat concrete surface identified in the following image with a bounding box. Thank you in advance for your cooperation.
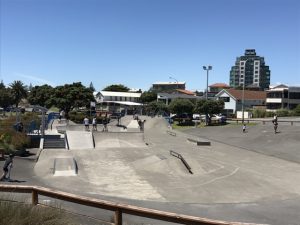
[1,116,300,225]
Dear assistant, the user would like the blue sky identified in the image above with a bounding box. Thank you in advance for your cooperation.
[0,0,299,91]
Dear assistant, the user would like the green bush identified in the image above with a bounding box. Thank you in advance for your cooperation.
[292,104,300,116]
[0,199,74,225]
[0,116,31,154]
[252,109,267,118]
[276,109,289,117]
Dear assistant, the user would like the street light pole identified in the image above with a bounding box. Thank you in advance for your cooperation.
[203,66,212,100]
[169,76,179,91]
[241,58,252,123]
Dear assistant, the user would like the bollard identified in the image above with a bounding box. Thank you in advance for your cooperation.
[291,121,293,126]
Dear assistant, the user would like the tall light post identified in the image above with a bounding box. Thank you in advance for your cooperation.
[169,76,179,90]
[203,66,212,100]
[241,58,251,123]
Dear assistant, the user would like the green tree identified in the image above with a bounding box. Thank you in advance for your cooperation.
[145,101,168,115]
[140,91,157,103]
[89,82,95,92]
[168,99,194,115]
[49,82,95,113]
[0,88,14,110]
[9,80,28,107]
[194,99,224,115]
[0,80,5,89]
[103,84,129,92]
[27,84,54,108]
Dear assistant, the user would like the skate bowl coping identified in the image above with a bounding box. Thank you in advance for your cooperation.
[0,184,263,225]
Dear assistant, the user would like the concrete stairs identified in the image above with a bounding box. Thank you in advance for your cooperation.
[43,137,65,149]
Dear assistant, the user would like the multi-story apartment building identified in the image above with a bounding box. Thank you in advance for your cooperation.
[230,49,271,90]
[266,84,300,110]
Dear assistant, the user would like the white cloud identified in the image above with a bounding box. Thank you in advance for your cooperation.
[14,72,56,87]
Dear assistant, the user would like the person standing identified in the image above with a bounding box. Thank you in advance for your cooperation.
[92,117,97,131]
[0,154,14,181]
[83,117,90,131]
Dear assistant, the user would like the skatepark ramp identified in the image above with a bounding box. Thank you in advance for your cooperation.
[93,132,146,148]
[53,157,78,176]
[66,131,94,150]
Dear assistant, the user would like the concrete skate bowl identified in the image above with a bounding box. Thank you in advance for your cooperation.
[93,132,147,148]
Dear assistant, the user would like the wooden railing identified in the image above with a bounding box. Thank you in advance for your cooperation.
[0,184,261,225]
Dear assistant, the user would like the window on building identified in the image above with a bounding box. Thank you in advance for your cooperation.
[241,67,244,70]
[254,79,258,82]
[255,67,258,70]
[241,62,244,65]
[219,97,230,102]
[255,71,258,74]
[290,92,300,99]
[255,62,259,65]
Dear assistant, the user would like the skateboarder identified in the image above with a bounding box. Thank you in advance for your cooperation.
[274,121,278,134]
[242,124,246,133]
[0,154,14,181]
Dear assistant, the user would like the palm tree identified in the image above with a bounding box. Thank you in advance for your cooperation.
[9,80,28,108]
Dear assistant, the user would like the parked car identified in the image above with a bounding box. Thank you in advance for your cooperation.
[171,113,193,121]
[193,114,206,120]
[211,114,227,123]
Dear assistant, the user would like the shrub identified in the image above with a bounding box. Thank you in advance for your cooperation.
[292,104,300,116]
[252,109,267,118]
[276,109,289,117]
[0,116,31,154]
[0,199,74,225]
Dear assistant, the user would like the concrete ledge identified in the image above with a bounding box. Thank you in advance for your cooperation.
[187,138,211,146]
[166,130,176,136]
[53,157,78,176]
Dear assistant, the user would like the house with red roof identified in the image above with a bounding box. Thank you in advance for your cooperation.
[215,89,266,116]
[209,83,230,95]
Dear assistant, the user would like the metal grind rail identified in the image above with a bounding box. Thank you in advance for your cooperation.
[170,150,193,174]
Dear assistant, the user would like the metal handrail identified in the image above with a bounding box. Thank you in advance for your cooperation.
[0,184,260,225]
[170,150,193,174]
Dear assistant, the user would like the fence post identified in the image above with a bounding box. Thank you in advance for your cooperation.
[291,121,293,126]
[32,190,38,205]
[114,209,122,225]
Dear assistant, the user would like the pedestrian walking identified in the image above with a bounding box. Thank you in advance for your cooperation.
[83,117,90,131]
[92,117,97,131]
[0,154,14,181]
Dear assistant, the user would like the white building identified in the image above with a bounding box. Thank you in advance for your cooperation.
[215,89,266,116]
[95,91,142,113]
[266,85,300,111]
